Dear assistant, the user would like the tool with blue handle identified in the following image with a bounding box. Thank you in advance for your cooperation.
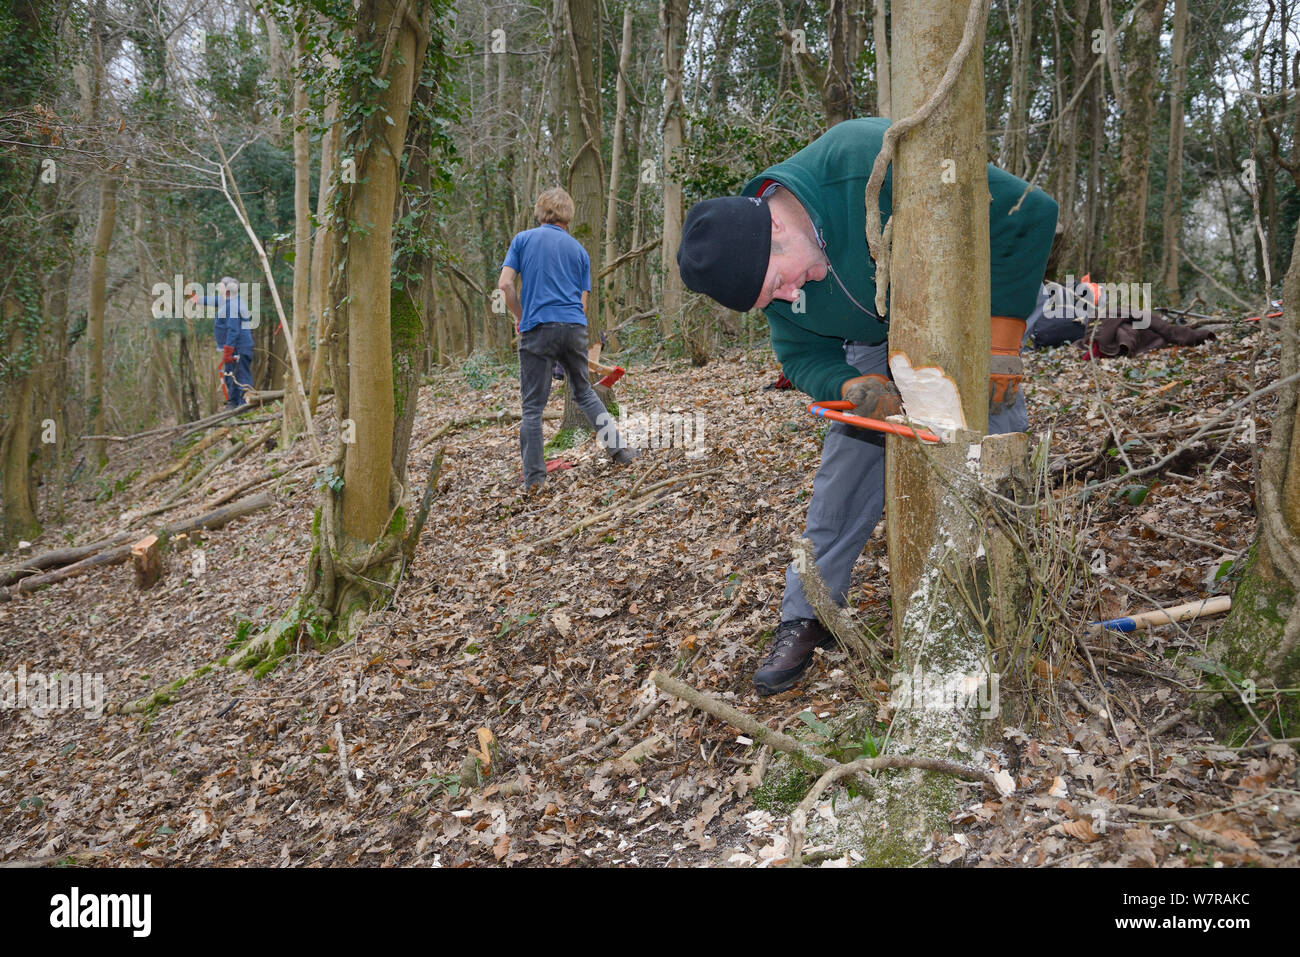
[1090,596,1231,633]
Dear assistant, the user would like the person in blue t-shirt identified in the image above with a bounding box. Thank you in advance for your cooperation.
[497,187,636,493]
[188,276,255,408]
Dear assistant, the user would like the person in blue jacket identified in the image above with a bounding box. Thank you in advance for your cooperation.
[189,277,254,408]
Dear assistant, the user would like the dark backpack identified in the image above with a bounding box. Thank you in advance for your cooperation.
[1026,281,1096,348]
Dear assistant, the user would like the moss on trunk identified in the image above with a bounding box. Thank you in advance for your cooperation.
[1211,541,1300,739]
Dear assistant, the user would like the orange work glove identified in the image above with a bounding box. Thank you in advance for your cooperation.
[222,344,236,366]
[841,373,903,420]
[989,316,1027,416]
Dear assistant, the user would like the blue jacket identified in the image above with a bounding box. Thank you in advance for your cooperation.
[201,293,255,352]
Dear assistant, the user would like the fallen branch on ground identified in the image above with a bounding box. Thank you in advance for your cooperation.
[142,427,231,487]
[159,420,280,509]
[556,693,666,767]
[1,531,135,586]
[788,754,1004,866]
[169,391,287,444]
[792,535,889,673]
[403,448,446,563]
[0,492,275,602]
[78,392,287,445]
[651,671,832,772]
[1061,679,1109,720]
[651,670,1007,867]
[334,721,360,804]
[204,460,315,509]
[1080,790,1274,861]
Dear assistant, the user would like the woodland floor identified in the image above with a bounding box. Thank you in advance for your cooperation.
[2,320,1299,868]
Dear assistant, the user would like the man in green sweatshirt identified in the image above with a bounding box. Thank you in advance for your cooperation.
[677,118,1058,696]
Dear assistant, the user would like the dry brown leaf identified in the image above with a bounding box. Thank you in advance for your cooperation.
[1061,818,1102,842]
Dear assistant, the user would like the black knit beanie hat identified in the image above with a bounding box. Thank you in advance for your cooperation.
[677,196,772,312]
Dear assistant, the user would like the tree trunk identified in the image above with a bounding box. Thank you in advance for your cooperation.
[558,0,605,430]
[824,0,857,126]
[998,0,1032,178]
[659,0,688,340]
[1159,0,1188,303]
[0,298,39,547]
[41,209,77,525]
[1084,66,1105,270]
[874,0,890,118]
[835,0,1005,867]
[1049,0,1092,269]
[603,6,634,331]
[86,173,117,470]
[1213,221,1300,734]
[308,47,340,416]
[298,0,432,642]
[131,198,182,423]
[562,0,604,330]
[284,24,312,442]
[1105,0,1168,280]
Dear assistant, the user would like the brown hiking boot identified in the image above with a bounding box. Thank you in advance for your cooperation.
[752,618,835,696]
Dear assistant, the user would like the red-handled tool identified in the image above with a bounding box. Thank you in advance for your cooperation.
[808,400,943,443]
[597,366,626,388]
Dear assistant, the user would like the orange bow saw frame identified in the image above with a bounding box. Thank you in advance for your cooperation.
[808,400,943,443]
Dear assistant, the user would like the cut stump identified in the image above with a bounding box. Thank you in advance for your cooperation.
[131,534,163,589]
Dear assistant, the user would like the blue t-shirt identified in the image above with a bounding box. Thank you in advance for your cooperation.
[502,224,590,333]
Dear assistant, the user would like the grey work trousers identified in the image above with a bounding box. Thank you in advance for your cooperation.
[518,321,624,487]
[780,340,1028,622]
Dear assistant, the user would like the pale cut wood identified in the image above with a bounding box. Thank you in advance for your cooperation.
[131,534,162,589]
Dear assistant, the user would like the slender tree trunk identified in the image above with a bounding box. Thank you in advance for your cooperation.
[660,0,688,339]
[340,23,416,541]
[1049,0,1092,267]
[308,48,340,416]
[603,6,634,331]
[999,0,1032,177]
[295,0,432,643]
[1215,221,1300,732]
[824,0,856,125]
[862,0,1006,866]
[1084,71,1105,270]
[284,25,311,442]
[562,0,604,328]
[874,0,891,117]
[86,174,117,469]
[1,299,39,546]
[1105,0,1168,280]
[133,199,182,422]
[42,210,77,523]
[1158,0,1188,303]
[556,0,606,430]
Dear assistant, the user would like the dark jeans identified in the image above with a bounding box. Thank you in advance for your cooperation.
[223,351,253,408]
[518,322,623,487]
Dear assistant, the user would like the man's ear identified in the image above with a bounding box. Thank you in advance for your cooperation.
[768,204,786,239]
